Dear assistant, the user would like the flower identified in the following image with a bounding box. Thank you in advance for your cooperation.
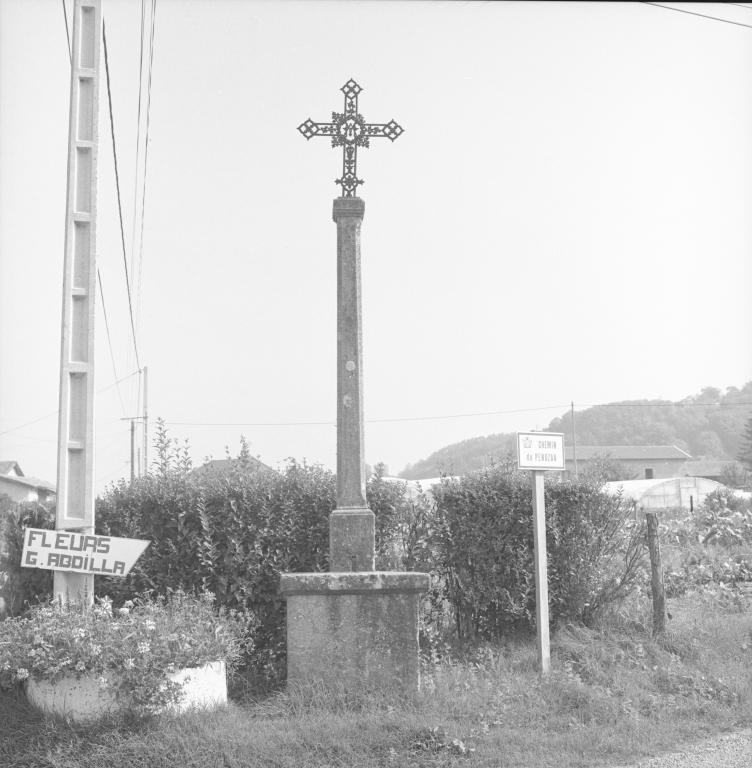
[0,590,247,714]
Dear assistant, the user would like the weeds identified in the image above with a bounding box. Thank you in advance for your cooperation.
[2,590,751,767]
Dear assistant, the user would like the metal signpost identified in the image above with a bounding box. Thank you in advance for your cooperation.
[517,431,565,675]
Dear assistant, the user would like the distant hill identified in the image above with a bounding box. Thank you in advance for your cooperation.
[400,433,518,480]
[399,383,752,480]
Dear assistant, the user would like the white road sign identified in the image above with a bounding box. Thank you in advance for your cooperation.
[21,528,150,577]
[517,432,565,471]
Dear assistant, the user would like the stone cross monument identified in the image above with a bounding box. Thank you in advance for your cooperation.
[279,81,429,690]
[298,79,404,571]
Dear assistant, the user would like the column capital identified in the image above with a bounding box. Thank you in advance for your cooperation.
[333,197,365,221]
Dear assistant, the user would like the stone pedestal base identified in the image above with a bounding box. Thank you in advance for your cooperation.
[280,571,430,690]
[329,508,375,571]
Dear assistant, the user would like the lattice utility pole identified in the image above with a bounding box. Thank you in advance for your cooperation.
[55,0,102,604]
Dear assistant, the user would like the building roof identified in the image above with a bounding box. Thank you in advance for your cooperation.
[0,474,55,492]
[565,446,691,461]
[0,461,24,476]
[191,457,274,476]
[683,461,724,477]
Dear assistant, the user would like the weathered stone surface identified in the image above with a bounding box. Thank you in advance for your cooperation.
[280,571,429,595]
[333,197,367,512]
[329,508,375,572]
[281,571,430,689]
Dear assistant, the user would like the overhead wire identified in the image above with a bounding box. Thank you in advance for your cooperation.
[165,401,752,428]
[102,18,141,374]
[97,461,130,482]
[641,2,752,28]
[97,270,127,416]
[0,371,141,438]
[134,0,157,344]
[61,0,71,63]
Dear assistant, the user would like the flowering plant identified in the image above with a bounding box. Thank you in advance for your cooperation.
[0,589,253,712]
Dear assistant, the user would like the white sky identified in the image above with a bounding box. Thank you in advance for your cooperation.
[1,0,751,492]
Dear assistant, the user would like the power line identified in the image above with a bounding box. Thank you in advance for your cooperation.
[97,270,126,416]
[135,0,157,339]
[577,402,752,407]
[102,19,141,373]
[641,2,752,28]
[164,401,752,428]
[97,460,130,483]
[130,0,147,309]
[0,371,141,438]
[61,0,71,63]
[724,3,752,10]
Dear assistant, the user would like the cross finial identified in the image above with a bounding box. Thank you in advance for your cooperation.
[298,80,404,196]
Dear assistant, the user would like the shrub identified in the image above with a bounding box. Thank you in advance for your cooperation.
[0,498,54,617]
[94,425,405,682]
[427,459,646,639]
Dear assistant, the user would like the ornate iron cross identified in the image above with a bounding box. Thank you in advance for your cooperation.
[298,79,404,197]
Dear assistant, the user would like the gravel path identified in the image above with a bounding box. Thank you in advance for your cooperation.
[609,728,752,768]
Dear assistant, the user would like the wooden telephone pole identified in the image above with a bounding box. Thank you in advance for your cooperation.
[55,0,102,604]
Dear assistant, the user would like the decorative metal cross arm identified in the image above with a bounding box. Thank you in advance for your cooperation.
[298,79,404,197]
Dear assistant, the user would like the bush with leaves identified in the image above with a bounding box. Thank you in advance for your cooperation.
[0,496,54,617]
[661,488,752,600]
[427,457,647,640]
[94,421,405,682]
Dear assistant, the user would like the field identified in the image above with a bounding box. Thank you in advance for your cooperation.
[2,590,751,768]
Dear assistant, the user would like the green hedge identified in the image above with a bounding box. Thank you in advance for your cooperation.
[1,428,649,680]
[94,448,406,680]
[0,495,54,617]
[427,460,647,639]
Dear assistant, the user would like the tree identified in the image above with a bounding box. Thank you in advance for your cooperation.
[738,416,752,473]
[720,461,751,491]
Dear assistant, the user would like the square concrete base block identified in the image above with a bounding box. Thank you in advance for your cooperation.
[280,571,430,690]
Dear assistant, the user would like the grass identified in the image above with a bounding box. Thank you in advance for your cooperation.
[2,592,751,768]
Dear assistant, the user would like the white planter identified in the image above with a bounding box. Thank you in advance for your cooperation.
[26,661,227,721]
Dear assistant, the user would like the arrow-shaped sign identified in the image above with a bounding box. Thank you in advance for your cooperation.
[21,528,150,578]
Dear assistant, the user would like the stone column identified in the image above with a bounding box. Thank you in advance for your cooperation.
[330,197,375,572]
[280,195,430,692]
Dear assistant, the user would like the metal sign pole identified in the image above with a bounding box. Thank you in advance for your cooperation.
[532,469,550,675]
[517,431,564,677]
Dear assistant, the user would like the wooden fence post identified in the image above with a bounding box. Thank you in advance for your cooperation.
[645,511,666,637]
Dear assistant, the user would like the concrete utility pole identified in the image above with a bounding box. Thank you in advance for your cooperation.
[130,420,135,481]
[142,366,148,475]
[55,0,102,604]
